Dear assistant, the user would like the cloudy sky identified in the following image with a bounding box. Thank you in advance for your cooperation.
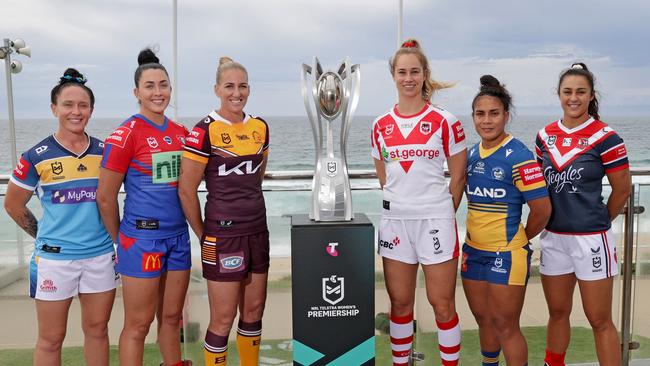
[1,0,649,120]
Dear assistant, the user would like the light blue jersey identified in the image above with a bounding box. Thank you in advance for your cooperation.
[11,134,113,260]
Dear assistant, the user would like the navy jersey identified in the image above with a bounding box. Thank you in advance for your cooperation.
[11,135,113,259]
[466,136,548,251]
[535,118,629,233]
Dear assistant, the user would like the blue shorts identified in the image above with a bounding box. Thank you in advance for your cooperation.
[460,243,532,286]
[116,231,191,278]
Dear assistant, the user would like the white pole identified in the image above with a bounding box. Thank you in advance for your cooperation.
[172,0,178,122]
[397,0,403,48]
[3,38,25,266]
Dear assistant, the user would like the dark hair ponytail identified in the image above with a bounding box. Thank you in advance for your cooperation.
[471,74,512,113]
[557,62,599,120]
[50,68,95,107]
[134,47,169,87]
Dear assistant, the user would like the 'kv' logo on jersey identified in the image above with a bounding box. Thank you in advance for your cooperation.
[218,160,262,176]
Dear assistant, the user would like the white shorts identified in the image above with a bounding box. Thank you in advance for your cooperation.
[539,229,618,281]
[30,251,119,301]
[378,218,459,265]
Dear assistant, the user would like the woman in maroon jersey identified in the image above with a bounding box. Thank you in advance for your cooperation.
[535,63,631,366]
[179,56,270,366]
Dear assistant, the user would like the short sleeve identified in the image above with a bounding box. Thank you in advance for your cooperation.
[183,121,211,164]
[512,148,548,202]
[598,132,629,173]
[442,118,467,157]
[370,122,382,160]
[10,153,39,191]
[534,133,544,165]
[101,125,136,174]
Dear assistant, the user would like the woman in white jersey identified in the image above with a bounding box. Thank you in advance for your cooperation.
[371,38,467,366]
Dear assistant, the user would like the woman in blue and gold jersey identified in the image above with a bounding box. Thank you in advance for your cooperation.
[4,68,117,366]
[461,75,551,366]
[179,56,269,366]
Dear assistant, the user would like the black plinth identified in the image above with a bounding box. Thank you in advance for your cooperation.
[291,213,375,366]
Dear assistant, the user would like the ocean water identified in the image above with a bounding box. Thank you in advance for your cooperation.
[2,114,650,174]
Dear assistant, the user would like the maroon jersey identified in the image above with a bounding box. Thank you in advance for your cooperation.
[183,111,269,236]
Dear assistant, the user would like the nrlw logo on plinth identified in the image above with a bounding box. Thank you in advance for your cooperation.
[322,275,345,305]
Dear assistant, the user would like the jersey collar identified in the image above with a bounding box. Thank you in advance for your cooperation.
[557,117,595,134]
[50,133,91,159]
[479,134,513,159]
[209,110,250,125]
[135,113,169,131]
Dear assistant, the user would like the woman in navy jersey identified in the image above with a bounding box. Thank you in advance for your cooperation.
[462,75,551,366]
[179,56,270,366]
[5,68,116,366]
[535,63,631,366]
[97,48,191,366]
[371,39,467,366]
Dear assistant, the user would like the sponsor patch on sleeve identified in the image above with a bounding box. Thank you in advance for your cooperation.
[185,127,206,150]
[13,156,30,180]
[451,121,465,144]
[518,163,544,185]
[105,126,132,149]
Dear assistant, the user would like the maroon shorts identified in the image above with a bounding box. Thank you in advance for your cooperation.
[201,231,270,281]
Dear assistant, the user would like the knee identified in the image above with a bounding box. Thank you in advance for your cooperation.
[124,315,155,341]
[547,304,572,322]
[160,308,183,328]
[491,315,518,339]
[586,313,615,333]
[82,320,109,340]
[241,300,266,322]
[431,299,455,322]
[37,329,66,353]
[471,311,491,329]
[390,301,414,317]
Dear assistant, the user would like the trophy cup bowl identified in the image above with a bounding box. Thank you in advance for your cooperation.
[317,72,343,120]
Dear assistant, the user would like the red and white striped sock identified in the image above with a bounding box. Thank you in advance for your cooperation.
[436,313,461,365]
[390,312,413,366]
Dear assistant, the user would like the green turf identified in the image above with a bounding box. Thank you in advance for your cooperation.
[2,327,649,365]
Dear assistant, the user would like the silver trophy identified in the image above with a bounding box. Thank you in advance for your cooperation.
[301,58,360,221]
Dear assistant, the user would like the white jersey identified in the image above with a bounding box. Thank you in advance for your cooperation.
[371,104,466,219]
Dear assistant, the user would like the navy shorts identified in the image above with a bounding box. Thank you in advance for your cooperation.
[461,243,532,286]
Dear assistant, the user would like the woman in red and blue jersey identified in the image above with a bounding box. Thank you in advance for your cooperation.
[97,48,190,366]
[462,75,551,366]
[5,68,117,366]
[536,63,631,366]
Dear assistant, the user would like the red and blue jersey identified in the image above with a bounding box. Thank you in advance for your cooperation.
[11,135,113,260]
[465,136,548,252]
[101,114,189,239]
[535,118,629,234]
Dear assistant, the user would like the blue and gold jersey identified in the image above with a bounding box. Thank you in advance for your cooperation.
[10,135,113,260]
[465,136,548,252]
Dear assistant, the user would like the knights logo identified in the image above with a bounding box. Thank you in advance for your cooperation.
[578,138,589,149]
[322,275,345,305]
[547,135,557,146]
[327,161,337,177]
[51,161,63,175]
[385,124,394,135]
[221,133,231,144]
[420,121,432,134]
[147,137,159,149]
[593,257,602,269]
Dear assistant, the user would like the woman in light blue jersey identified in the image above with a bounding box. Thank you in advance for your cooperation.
[4,68,117,366]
